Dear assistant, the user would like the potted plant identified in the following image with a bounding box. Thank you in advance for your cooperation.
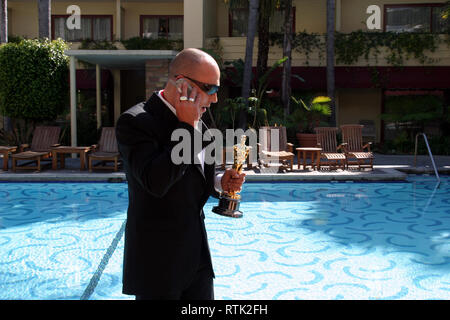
[290,95,332,147]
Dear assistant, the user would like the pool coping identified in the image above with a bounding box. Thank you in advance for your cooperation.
[0,166,414,182]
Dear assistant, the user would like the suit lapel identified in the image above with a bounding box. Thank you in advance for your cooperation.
[194,119,218,182]
[194,120,207,181]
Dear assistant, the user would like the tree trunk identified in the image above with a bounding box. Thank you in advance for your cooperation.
[0,0,7,43]
[256,10,270,81]
[1,0,12,133]
[239,0,259,129]
[326,0,336,126]
[38,0,51,39]
[281,0,293,121]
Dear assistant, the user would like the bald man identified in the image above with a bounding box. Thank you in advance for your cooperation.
[115,48,245,300]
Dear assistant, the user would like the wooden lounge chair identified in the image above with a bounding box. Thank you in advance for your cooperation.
[88,127,120,172]
[314,127,346,170]
[359,120,376,143]
[257,126,295,172]
[340,124,374,170]
[0,146,17,171]
[11,126,61,172]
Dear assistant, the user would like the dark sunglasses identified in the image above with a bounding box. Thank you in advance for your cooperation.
[176,75,219,95]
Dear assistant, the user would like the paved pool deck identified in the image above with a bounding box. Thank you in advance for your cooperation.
[0,153,448,182]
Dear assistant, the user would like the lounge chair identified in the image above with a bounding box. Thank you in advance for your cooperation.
[88,127,120,172]
[314,127,346,170]
[359,120,376,143]
[257,126,295,172]
[0,146,17,171]
[11,126,61,172]
[340,124,374,170]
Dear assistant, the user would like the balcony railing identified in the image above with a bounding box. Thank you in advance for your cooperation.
[213,33,450,67]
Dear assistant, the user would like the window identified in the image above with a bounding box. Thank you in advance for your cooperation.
[140,16,183,40]
[229,7,295,37]
[385,4,449,33]
[52,15,113,41]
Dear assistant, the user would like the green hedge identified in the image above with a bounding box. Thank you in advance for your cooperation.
[121,37,183,50]
[0,38,69,121]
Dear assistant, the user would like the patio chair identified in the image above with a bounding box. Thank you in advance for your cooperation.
[359,120,376,143]
[88,127,120,172]
[257,126,295,172]
[340,124,374,170]
[314,127,346,170]
[11,126,61,172]
[0,146,18,171]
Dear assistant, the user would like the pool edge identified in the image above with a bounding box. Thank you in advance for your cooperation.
[0,167,411,182]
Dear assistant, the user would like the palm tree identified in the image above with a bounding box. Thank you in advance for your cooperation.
[443,1,450,18]
[238,0,260,129]
[442,1,450,32]
[225,0,259,129]
[0,0,7,43]
[256,0,280,80]
[281,0,293,120]
[242,0,259,101]
[0,0,11,132]
[38,0,51,39]
[326,0,336,126]
[225,0,280,128]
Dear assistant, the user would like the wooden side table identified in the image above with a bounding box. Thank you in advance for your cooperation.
[0,146,17,171]
[52,146,92,170]
[296,147,322,170]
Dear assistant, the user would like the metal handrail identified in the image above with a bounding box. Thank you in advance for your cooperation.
[414,133,440,187]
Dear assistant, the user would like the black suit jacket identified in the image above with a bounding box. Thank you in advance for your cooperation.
[116,93,217,296]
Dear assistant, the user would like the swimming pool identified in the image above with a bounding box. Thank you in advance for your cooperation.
[0,176,449,300]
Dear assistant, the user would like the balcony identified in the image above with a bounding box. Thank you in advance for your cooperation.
[214,34,450,67]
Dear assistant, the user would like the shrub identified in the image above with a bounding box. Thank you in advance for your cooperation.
[121,37,183,50]
[0,38,70,121]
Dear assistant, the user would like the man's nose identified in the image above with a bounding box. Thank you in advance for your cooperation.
[210,93,218,104]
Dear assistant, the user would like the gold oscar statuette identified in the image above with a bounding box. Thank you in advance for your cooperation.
[212,135,250,218]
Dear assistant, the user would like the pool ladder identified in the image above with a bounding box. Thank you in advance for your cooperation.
[414,133,441,188]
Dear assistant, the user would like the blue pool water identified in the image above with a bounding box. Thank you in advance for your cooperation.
[0,176,449,300]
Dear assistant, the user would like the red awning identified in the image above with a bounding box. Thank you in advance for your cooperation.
[239,66,450,90]
[68,69,112,90]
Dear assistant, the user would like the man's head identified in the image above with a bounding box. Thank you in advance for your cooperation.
[165,48,220,115]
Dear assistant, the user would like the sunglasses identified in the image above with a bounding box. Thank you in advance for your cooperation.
[175,75,219,95]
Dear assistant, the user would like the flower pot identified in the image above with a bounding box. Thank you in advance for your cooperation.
[296,133,317,147]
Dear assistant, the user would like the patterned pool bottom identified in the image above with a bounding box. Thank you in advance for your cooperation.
[0,177,449,300]
[206,178,450,300]
[0,183,127,300]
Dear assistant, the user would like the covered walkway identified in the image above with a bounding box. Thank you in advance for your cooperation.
[64,49,178,147]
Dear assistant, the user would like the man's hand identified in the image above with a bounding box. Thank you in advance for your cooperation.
[174,80,201,127]
[221,168,246,194]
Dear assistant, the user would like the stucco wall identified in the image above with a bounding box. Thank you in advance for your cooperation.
[337,88,382,142]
